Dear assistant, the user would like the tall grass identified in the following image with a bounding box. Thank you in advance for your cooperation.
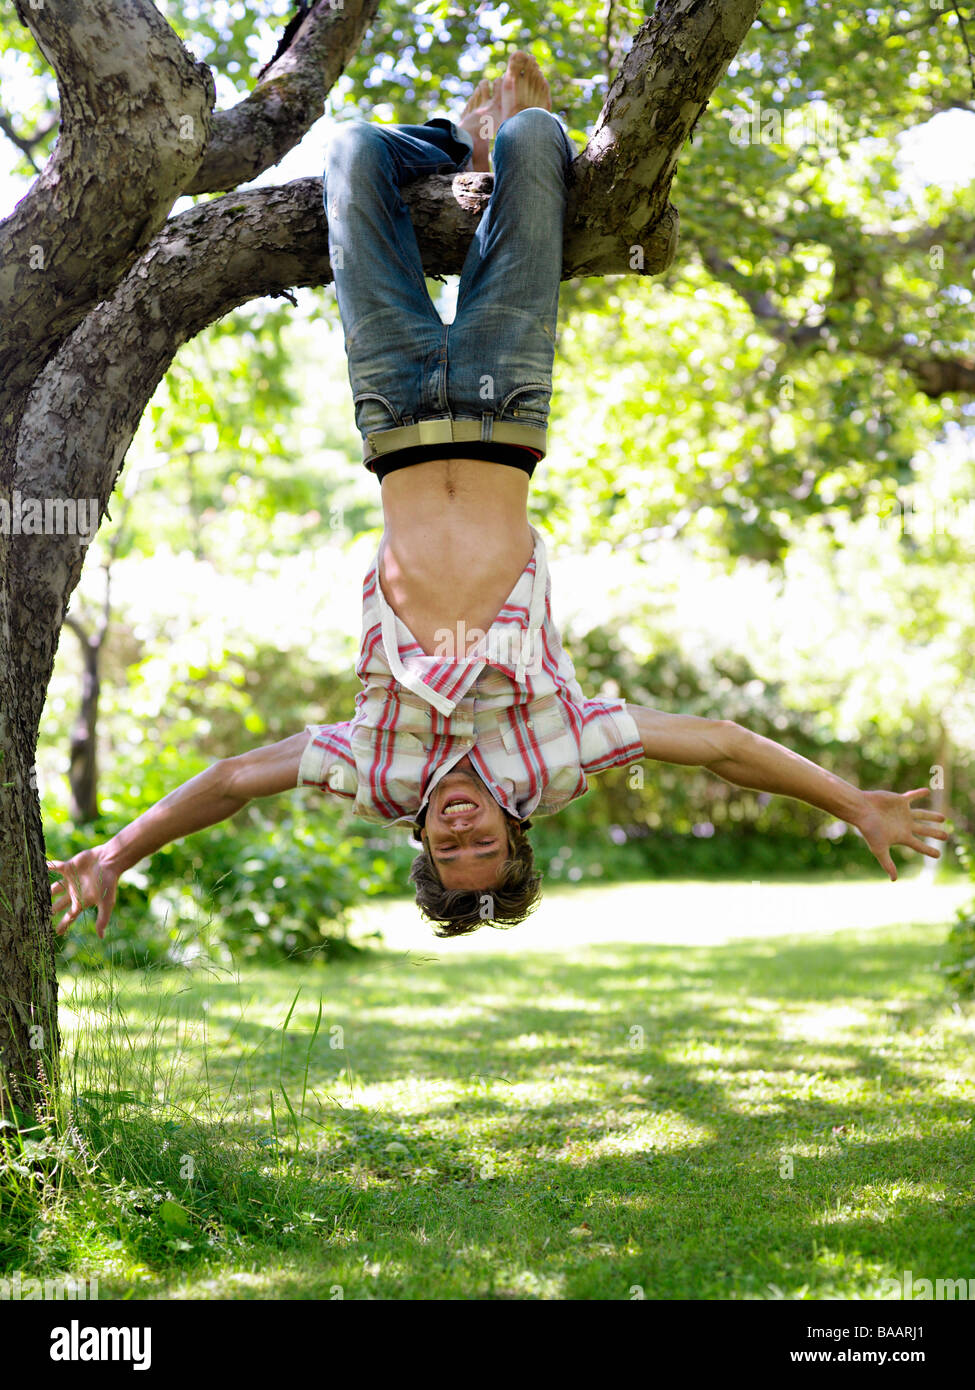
[0,921,355,1285]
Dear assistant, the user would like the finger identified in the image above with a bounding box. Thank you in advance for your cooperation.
[906,834,937,852]
[913,810,947,823]
[95,898,113,937]
[877,850,896,879]
[56,906,79,934]
[904,787,933,803]
[910,840,941,858]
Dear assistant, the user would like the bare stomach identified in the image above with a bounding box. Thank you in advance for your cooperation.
[378,458,534,656]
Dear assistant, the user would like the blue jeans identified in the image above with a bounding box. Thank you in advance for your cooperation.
[322,109,575,463]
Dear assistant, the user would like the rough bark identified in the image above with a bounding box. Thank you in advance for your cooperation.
[64,618,104,826]
[568,0,764,275]
[186,0,381,194]
[1,0,216,402]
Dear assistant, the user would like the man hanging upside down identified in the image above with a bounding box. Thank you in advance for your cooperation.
[48,54,949,940]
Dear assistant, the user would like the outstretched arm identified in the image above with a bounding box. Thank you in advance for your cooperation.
[625,704,948,880]
[49,732,310,937]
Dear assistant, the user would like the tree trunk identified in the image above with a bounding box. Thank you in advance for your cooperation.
[66,620,102,825]
[0,660,60,1119]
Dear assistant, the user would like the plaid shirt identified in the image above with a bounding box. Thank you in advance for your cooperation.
[298,527,643,825]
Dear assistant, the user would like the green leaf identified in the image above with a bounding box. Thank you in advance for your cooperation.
[158,1200,191,1230]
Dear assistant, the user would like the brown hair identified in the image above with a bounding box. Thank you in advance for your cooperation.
[409,815,542,937]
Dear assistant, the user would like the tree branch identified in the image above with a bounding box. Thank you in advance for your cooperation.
[185,0,381,195]
[701,249,975,400]
[568,0,766,275]
[0,0,216,406]
[0,110,59,173]
[702,248,828,349]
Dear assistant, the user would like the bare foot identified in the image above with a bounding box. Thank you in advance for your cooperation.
[458,51,552,172]
[458,77,496,172]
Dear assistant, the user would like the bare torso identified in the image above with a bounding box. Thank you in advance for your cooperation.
[378,458,534,657]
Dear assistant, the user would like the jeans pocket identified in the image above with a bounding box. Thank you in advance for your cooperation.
[353,391,403,437]
[498,381,552,427]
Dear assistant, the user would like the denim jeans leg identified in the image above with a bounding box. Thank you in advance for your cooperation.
[448,108,574,435]
[322,119,473,440]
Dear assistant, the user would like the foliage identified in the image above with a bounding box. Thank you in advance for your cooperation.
[46,797,405,970]
[943,837,975,998]
[3,4,973,566]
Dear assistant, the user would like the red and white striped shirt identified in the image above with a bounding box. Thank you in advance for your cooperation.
[298,527,643,825]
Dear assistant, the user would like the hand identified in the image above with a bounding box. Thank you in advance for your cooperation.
[47,847,120,937]
[854,788,949,881]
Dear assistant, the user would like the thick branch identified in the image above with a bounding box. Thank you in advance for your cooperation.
[568,0,765,275]
[905,353,975,397]
[186,0,380,195]
[0,1,215,404]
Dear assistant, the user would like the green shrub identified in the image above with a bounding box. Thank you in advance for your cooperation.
[47,799,411,970]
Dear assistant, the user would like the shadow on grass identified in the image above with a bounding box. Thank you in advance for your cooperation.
[52,922,975,1299]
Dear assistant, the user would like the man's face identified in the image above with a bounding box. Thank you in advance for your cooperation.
[420,758,511,892]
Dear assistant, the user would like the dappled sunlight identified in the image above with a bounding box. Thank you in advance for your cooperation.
[580,1112,717,1159]
[45,890,975,1299]
[776,1004,876,1042]
[812,1182,949,1228]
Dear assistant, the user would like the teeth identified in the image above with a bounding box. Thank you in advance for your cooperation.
[443,800,476,816]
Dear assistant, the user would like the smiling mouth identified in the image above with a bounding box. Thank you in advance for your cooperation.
[442,798,478,817]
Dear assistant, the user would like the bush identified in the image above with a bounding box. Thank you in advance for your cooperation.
[528,818,876,886]
[47,798,411,970]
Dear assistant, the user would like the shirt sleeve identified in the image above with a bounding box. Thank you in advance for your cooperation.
[297,723,356,801]
[578,698,644,775]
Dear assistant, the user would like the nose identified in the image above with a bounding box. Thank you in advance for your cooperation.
[441,813,477,834]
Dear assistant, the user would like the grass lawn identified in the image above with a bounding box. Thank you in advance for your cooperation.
[5,877,974,1301]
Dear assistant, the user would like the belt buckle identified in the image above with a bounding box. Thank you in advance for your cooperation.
[416,418,454,446]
